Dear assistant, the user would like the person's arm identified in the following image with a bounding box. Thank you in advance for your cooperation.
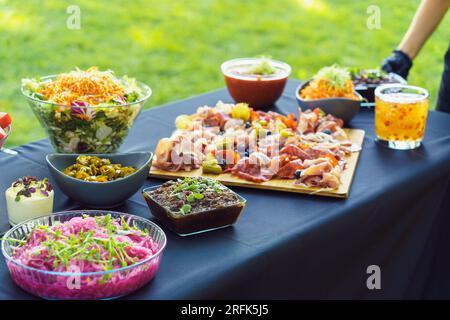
[398,0,449,60]
[382,0,450,79]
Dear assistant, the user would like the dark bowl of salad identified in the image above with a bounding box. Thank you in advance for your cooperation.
[21,67,152,154]
[296,65,363,123]
[142,177,246,236]
[221,57,291,110]
[349,68,406,106]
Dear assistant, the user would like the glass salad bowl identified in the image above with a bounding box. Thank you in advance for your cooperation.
[1,210,166,300]
[21,76,152,153]
[0,125,11,149]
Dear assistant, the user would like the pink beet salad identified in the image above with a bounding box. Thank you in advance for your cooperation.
[12,214,158,272]
[4,214,162,299]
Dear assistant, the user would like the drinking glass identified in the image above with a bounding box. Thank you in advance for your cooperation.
[375,84,429,150]
[0,126,18,155]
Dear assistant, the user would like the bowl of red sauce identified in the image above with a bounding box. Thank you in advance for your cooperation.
[221,57,291,110]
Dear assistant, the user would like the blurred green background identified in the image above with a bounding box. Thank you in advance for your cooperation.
[1,0,449,147]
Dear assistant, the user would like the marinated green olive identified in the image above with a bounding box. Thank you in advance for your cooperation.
[63,156,136,182]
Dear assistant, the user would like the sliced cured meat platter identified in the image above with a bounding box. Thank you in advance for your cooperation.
[150,128,364,198]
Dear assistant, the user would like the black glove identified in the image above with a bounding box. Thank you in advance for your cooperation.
[381,50,413,79]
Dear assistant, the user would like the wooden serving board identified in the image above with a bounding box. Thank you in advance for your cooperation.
[149,129,365,198]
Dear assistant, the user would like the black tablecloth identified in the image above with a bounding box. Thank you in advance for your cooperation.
[1,80,450,299]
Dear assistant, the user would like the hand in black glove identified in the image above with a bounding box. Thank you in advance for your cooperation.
[381,50,413,79]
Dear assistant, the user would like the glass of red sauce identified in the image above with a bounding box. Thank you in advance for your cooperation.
[221,57,291,110]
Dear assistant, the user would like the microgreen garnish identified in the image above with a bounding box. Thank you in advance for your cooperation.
[162,177,227,215]
[0,237,27,245]
[180,204,192,215]
[243,56,277,75]
[314,64,351,90]
[7,214,156,277]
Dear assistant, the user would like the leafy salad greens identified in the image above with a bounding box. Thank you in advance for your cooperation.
[21,67,150,153]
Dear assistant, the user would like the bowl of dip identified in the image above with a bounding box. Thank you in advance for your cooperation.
[221,57,291,110]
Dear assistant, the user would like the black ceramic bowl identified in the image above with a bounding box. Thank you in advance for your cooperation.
[46,152,153,208]
[353,73,407,106]
[295,80,363,124]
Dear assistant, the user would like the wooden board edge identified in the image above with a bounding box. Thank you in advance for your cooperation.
[338,129,365,198]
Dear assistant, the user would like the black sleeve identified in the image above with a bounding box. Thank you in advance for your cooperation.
[436,45,450,113]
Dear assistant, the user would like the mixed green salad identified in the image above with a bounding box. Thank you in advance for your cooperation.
[21,67,150,153]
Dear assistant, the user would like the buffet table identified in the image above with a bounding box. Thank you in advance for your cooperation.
[1,79,450,299]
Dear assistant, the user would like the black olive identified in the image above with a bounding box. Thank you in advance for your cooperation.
[236,144,246,153]
[244,150,250,157]
[266,131,272,136]
[216,158,226,166]
[216,158,227,169]
[245,121,251,128]
[219,163,227,170]
[294,170,302,179]
[322,130,332,135]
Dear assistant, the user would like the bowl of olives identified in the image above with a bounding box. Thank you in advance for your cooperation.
[46,152,153,207]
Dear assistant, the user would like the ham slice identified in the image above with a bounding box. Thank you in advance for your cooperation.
[154,138,175,168]
[280,144,311,160]
[202,109,228,129]
[276,159,304,179]
[316,114,344,131]
[297,108,318,134]
[153,137,201,171]
[231,157,274,183]
[295,158,341,189]
[321,167,341,189]
[224,118,245,130]
[301,158,333,176]
[316,120,339,133]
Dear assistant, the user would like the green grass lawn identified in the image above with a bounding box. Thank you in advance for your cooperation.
[1,0,449,147]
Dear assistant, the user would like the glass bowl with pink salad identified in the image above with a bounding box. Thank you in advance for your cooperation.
[1,210,166,300]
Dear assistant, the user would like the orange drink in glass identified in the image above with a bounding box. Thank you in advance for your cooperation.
[374,84,429,150]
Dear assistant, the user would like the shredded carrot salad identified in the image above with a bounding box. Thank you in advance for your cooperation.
[300,78,359,100]
[300,65,360,100]
[37,67,126,106]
